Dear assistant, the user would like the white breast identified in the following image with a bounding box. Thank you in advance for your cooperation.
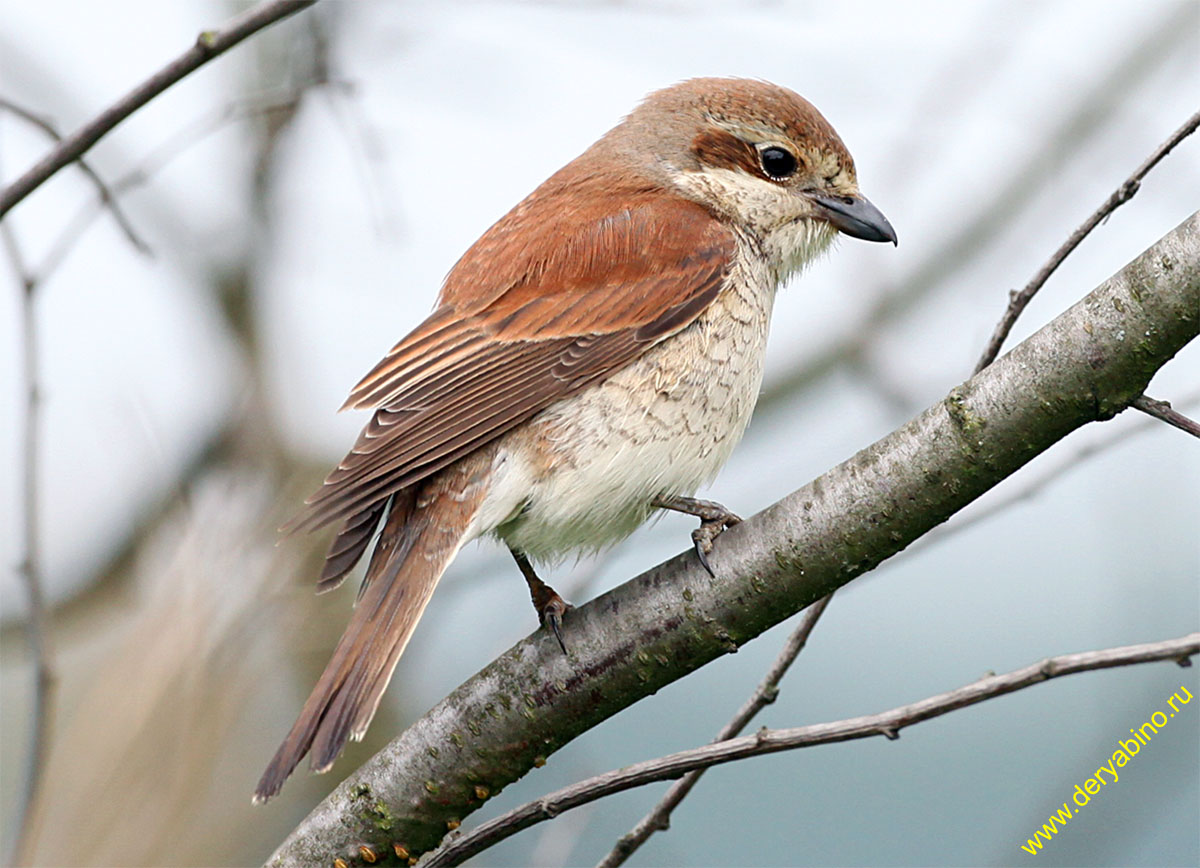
[476,235,781,562]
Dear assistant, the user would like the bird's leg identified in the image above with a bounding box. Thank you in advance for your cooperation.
[653,494,742,577]
[509,548,571,654]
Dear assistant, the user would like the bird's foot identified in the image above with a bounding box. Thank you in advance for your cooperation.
[537,592,571,655]
[653,495,742,577]
[510,548,572,653]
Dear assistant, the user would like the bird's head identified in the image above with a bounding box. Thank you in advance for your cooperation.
[600,77,896,279]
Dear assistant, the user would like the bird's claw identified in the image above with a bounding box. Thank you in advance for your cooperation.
[539,594,572,654]
[690,508,742,577]
[653,495,742,577]
[693,531,715,577]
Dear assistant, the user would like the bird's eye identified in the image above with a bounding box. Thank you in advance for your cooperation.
[759,146,797,180]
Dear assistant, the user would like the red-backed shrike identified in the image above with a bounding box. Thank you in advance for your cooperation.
[255,77,895,802]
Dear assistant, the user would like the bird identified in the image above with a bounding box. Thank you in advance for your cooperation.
[253,76,895,803]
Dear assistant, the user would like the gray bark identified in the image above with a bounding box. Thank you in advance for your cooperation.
[267,212,1200,867]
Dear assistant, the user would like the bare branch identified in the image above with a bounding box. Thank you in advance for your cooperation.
[974,108,1200,373]
[0,0,317,219]
[266,215,1200,868]
[1131,395,1200,439]
[599,593,834,868]
[1,224,55,868]
[0,98,151,254]
[428,634,1200,866]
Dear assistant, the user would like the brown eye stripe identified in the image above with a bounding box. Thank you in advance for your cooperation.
[691,129,807,182]
[691,128,765,178]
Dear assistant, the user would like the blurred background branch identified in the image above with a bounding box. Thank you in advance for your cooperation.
[0,4,356,864]
[0,19,352,637]
[0,220,52,868]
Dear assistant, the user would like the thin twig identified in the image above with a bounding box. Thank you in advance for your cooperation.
[0,97,151,254]
[424,634,1199,867]
[598,594,834,868]
[974,109,1200,373]
[1131,395,1200,439]
[1,224,55,868]
[0,0,317,219]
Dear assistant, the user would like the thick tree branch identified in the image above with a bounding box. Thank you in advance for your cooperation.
[911,391,1200,552]
[0,0,316,219]
[428,633,1199,866]
[267,213,1199,867]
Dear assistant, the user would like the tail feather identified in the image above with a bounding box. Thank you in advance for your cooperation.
[253,454,492,803]
[315,499,389,593]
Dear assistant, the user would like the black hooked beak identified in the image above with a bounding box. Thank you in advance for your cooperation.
[806,191,897,245]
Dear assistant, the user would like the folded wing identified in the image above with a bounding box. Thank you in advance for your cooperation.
[287,177,736,538]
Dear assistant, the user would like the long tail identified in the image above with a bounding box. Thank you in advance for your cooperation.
[253,455,492,803]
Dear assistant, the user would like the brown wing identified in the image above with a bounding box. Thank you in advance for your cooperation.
[287,177,736,536]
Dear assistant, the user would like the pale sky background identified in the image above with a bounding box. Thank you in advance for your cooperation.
[1,2,1198,866]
